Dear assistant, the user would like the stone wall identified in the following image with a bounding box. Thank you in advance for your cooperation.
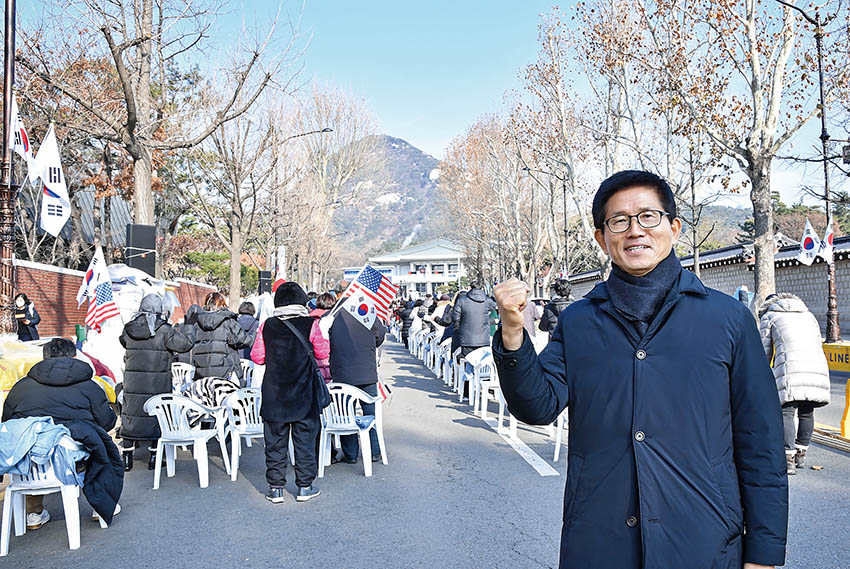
[566,257,850,333]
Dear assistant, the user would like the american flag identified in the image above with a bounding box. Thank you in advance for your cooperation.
[85,280,120,331]
[344,266,398,322]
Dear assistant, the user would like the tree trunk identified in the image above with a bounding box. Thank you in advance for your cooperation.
[229,218,242,309]
[749,158,775,306]
[132,149,155,224]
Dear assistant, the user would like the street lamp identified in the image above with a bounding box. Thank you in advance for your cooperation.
[271,127,333,281]
[0,0,17,333]
[775,0,840,341]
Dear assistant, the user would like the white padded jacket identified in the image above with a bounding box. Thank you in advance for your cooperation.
[758,294,830,406]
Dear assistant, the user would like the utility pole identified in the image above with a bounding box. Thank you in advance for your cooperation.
[0,0,17,334]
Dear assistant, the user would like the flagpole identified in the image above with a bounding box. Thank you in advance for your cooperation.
[0,0,16,334]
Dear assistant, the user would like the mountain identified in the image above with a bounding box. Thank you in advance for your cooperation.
[332,135,446,265]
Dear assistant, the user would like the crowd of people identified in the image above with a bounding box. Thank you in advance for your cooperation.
[0,169,837,568]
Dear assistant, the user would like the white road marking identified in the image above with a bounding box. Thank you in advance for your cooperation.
[483,417,560,477]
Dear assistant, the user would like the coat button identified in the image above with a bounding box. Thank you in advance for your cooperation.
[635,349,646,360]
[505,359,517,368]
[626,516,638,527]
[634,431,645,442]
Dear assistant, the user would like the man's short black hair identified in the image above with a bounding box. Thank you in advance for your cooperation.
[43,338,76,359]
[238,301,255,315]
[592,170,677,230]
[552,279,571,298]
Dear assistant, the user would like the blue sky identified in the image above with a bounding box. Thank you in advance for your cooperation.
[259,0,558,159]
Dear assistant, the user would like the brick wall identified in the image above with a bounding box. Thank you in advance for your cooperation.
[172,278,217,321]
[14,261,87,338]
[13,261,218,338]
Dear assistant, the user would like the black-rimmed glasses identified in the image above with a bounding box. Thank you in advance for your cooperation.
[604,209,671,233]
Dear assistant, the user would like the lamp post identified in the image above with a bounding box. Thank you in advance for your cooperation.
[271,127,332,282]
[0,0,17,333]
[775,0,839,341]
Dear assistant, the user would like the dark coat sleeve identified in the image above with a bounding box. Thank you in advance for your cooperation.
[229,320,253,350]
[373,318,386,347]
[1,382,20,421]
[491,324,569,425]
[165,326,192,354]
[82,381,117,432]
[539,304,556,333]
[28,306,41,327]
[729,308,788,566]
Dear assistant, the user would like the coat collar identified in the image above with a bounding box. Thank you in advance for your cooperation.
[584,267,708,301]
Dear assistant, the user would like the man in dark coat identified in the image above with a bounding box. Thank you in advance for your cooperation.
[452,284,497,358]
[399,301,415,349]
[329,279,386,464]
[250,282,321,503]
[119,294,192,470]
[236,301,259,360]
[2,338,123,527]
[538,279,573,338]
[492,170,787,569]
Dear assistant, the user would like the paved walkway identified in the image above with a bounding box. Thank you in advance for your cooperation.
[5,339,850,568]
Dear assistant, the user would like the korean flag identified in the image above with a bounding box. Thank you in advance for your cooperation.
[344,294,377,329]
[32,124,71,237]
[796,218,821,266]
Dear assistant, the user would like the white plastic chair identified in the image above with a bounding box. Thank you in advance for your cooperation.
[225,388,264,481]
[144,394,230,489]
[239,359,255,388]
[420,332,435,365]
[471,355,498,417]
[170,362,195,393]
[318,383,387,478]
[1,435,105,556]
[458,347,490,404]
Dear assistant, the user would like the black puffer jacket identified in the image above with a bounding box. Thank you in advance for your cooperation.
[452,288,497,347]
[119,315,192,441]
[2,357,116,430]
[191,309,252,380]
[329,309,386,386]
[539,296,573,336]
[2,357,123,524]
[400,305,414,339]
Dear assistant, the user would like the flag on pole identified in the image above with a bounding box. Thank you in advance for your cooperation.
[343,292,378,329]
[342,265,398,323]
[818,216,834,265]
[85,280,121,332]
[76,246,110,307]
[797,218,821,266]
[32,124,71,237]
[9,94,35,180]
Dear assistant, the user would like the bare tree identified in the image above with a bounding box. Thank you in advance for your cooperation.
[17,0,302,226]
[180,108,277,307]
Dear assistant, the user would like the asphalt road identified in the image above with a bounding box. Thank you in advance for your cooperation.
[6,340,850,568]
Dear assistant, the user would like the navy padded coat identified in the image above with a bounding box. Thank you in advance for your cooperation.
[493,270,787,569]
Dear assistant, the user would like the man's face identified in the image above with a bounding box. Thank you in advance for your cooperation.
[593,186,682,277]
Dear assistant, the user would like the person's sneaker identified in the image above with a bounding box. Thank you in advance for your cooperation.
[296,485,321,502]
[92,503,121,522]
[342,455,358,464]
[371,454,382,463]
[266,486,285,503]
[795,448,807,469]
[26,510,50,530]
[786,453,796,475]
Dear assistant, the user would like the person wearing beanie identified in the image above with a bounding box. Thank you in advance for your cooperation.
[491,170,786,569]
[250,282,322,503]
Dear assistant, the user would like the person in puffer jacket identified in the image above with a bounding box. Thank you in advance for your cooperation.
[759,292,830,475]
[191,292,252,383]
[539,279,574,338]
[119,294,192,470]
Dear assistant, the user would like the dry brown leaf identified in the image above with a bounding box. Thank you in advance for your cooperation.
[810,465,824,471]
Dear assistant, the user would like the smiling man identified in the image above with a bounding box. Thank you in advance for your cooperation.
[492,170,787,569]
